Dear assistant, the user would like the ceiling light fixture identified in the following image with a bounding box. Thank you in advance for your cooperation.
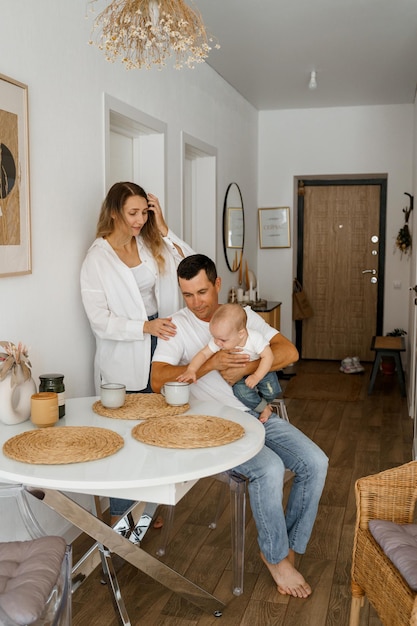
[88,0,219,70]
[309,70,317,90]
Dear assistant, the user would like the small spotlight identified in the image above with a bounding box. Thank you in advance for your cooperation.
[309,70,317,90]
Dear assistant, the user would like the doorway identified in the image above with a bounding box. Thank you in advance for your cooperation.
[296,177,387,362]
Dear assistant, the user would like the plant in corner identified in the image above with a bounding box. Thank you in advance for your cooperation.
[381,329,407,375]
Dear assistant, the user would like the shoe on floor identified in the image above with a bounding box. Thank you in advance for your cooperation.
[340,356,364,374]
[340,357,355,373]
[352,356,364,373]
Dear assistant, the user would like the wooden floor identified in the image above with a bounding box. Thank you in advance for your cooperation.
[72,359,413,625]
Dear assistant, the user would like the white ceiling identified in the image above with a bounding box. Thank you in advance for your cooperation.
[194,0,417,111]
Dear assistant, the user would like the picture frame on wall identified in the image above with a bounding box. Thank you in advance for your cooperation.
[0,73,31,277]
[258,207,290,249]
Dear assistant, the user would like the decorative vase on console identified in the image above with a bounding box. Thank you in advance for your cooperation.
[0,342,37,425]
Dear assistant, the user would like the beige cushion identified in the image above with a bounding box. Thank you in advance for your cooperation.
[0,536,66,625]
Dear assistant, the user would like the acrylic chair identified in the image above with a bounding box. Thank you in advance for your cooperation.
[0,484,72,626]
[349,461,417,626]
[152,397,293,596]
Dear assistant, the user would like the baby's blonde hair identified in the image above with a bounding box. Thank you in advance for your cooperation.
[211,303,247,332]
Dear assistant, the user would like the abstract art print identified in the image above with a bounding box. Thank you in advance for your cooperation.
[0,73,31,276]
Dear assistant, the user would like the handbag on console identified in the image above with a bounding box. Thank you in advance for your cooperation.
[292,278,314,320]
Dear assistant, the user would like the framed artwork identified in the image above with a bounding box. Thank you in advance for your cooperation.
[0,73,31,276]
[258,207,290,249]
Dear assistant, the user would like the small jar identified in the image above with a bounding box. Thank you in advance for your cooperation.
[39,373,65,418]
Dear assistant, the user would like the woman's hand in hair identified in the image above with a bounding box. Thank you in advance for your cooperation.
[147,193,168,237]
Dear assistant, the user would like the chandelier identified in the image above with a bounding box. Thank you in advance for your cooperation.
[88,0,219,70]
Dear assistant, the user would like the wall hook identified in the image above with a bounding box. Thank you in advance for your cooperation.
[403,192,414,223]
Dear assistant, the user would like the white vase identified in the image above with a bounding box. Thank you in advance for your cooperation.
[0,365,37,425]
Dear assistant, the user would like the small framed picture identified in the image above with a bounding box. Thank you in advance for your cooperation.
[258,207,290,249]
[0,73,31,276]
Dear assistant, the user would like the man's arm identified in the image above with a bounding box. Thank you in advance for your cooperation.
[220,332,299,386]
[151,347,241,392]
[152,332,298,391]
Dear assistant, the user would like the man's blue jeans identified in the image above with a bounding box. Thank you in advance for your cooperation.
[233,415,328,564]
[233,371,280,415]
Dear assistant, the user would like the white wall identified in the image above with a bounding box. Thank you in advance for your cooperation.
[258,105,414,340]
[0,0,257,537]
[0,0,258,400]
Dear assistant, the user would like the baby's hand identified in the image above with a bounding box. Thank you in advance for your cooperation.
[177,370,196,383]
[245,375,258,389]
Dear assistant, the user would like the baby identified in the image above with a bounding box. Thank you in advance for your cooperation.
[177,303,280,422]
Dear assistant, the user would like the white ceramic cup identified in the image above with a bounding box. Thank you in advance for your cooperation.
[161,382,190,406]
[100,383,126,408]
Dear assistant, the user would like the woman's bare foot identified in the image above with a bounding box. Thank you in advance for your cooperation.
[259,404,272,423]
[260,552,312,598]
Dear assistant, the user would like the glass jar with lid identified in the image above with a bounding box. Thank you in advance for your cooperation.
[39,374,65,418]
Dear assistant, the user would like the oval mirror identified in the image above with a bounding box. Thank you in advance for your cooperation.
[222,182,245,272]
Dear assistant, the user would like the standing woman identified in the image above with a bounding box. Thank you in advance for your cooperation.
[81,181,194,525]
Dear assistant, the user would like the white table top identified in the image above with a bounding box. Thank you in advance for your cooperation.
[0,397,265,504]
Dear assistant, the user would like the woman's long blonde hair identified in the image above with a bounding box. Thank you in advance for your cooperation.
[96,182,165,271]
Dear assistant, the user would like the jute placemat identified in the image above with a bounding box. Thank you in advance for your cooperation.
[92,393,189,420]
[3,427,124,465]
[131,415,245,449]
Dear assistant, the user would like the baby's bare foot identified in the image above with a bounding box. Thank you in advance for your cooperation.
[260,552,312,598]
[259,405,272,423]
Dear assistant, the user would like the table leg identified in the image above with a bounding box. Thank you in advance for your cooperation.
[368,353,381,395]
[26,487,225,617]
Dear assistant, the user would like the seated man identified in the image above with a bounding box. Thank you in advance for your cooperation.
[151,254,328,599]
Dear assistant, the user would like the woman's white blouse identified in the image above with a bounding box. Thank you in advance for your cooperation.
[80,229,194,392]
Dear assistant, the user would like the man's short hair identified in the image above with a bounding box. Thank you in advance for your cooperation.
[177,254,217,285]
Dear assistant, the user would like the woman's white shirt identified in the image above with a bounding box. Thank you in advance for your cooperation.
[80,229,194,392]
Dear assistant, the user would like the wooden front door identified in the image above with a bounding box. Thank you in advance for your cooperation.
[297,179,386,362]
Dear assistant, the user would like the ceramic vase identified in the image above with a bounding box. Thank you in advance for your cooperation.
[0,365,37,425]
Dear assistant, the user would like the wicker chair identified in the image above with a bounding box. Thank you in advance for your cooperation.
[349,461,417,626]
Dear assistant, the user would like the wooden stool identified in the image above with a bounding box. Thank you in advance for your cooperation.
[368,336,406,396]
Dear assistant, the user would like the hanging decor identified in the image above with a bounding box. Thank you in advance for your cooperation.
[395,192,413,256]
[88,0,219,70]
[0,341,36,425]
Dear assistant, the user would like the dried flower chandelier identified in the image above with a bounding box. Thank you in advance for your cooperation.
[88,0,219,70]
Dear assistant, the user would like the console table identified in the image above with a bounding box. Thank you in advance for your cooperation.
[252,301,281,331]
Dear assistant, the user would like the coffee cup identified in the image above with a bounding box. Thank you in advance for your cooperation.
[100,383,126,408]
[161,382,190,406]
[31,392,59,428]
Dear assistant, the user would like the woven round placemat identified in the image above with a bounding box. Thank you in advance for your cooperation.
[131,415,245,449]
[3,427,124,465]
[92,393,189,420]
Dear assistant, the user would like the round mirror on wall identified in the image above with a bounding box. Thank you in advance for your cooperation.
[222,182,245,272]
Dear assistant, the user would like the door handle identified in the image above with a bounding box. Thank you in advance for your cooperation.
[362,269,377,275]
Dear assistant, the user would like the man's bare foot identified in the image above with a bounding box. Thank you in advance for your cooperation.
[260,552,312,598]
[259,405,272,423]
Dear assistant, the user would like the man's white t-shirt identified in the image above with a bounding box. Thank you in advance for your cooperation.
[153,305,278,410]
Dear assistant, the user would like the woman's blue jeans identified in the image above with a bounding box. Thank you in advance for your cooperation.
[233,415,328,563]
[110,315,158,518]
